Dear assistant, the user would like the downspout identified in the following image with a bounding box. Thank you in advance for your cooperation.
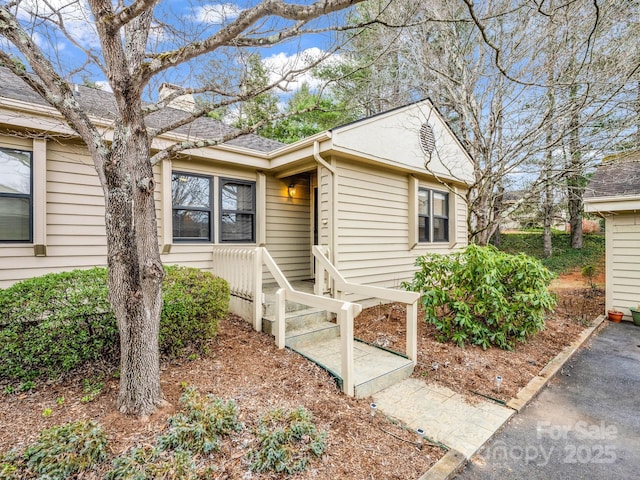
[313,139,336,267]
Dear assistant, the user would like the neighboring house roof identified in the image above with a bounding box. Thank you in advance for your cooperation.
[585,151,640,198]
[0,67,283,153]
[584,151,640,213]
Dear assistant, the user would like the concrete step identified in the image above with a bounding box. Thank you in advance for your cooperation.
[285,321,340,349]
[262,307,330,336]
[291,337,415,398]
[263,291,317,317]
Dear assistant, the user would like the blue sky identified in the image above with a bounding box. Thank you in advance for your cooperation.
[3,0,348,96]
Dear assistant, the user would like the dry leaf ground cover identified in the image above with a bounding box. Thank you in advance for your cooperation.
[0,314,441,479]
[0,269,604,479]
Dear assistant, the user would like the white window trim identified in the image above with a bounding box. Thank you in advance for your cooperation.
[409,175,455,249]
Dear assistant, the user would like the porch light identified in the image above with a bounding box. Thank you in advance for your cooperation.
[288,183,296,198]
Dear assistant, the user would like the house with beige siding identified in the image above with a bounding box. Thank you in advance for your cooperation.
[584,152,640,321]
[0,67,474,396]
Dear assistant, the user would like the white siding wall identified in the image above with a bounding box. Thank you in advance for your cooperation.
[606,213,640,317]
[333,158,468,295]
[0,141,276,287]
[0,136,107,287]
[265,174,312,281]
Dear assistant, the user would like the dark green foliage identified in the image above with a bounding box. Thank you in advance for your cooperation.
[403,245,556,350]
[105,447,211,480]
[496,232,605,274]
[157,387,243,455]
[0,266,229,384]
[0,268,115,383]
[18,420,107,479]
[160,266,228,358]
[250,407,327,474]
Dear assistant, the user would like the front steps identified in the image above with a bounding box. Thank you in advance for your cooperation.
[262,289,414,398]
[294,337,414,398]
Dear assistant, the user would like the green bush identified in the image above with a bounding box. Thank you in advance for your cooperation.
[160,266,229,358]
[403,244,556,350]
[157,387,243,455]
[249,407,327,474]
[0,268,115,382]
[0,266,229,383]
[20,420,107,479]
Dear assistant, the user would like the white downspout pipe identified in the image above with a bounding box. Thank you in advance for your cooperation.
[313,140,337,295]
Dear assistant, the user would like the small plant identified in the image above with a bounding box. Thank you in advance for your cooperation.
[1,449,22,479]
[42,408,53,417]
[157,387,243,455]
[581,264,598,291]
[19,381,35,392]
[105,446,212,480]
[81,376,104,403]
[22,420,107,479]
[249,407,327,474]
[56,396,65,405]
[2,385,15,395]
[403,244,556,350]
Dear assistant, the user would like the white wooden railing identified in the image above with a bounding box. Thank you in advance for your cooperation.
[313,245,420,362]
[212,246,362,395]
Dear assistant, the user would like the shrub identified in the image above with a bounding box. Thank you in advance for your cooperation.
[157,387,243,455]
[105,447,213,480]
[0,266,229,383]
[249,407,327,474]
[403,244,556,350]
[19,420,107,479]
[0,268,115,382]
[160,266,229,358]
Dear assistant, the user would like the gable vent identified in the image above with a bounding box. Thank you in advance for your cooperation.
[419,123,435,157]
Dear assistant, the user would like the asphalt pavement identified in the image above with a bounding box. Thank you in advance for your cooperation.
[455,321,640,480]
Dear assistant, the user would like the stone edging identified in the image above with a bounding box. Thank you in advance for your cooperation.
[506,314,606,412]
[417,449,466,480]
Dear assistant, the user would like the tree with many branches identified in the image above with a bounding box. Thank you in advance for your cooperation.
[0,0,370,417]
[324,0,640,246]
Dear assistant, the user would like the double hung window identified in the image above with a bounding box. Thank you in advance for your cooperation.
[418,188,449,243]
[172,172,255,243]
[0,148,32,242]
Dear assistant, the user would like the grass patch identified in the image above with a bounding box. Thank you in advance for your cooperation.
[496,232,605,274]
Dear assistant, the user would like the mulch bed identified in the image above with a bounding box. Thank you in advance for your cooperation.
[354,287,605,403]
[0,315,440,479]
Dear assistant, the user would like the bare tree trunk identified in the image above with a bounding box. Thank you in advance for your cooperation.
[105,124,165,416]
[567,86,583,249]
[543,31,555,259]
[636,80,640,148]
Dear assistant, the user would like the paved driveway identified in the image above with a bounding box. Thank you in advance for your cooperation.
[456,321,640,479]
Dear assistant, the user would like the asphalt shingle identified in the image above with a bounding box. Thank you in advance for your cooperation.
[0,67,283,153]
[585,151,640,198]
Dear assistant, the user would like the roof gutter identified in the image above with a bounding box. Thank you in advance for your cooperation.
[313,139,335,174]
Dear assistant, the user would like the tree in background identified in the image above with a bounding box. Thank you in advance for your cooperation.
[324,0,640,246]
[269,83,356,143]
[0,0,370,417]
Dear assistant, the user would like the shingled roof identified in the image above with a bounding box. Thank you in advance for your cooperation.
[0,67,283,153]
[585,151,640,198]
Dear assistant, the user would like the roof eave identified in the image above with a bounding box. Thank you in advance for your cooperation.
[584,194,640,213]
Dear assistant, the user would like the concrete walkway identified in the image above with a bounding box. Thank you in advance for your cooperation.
[373,378,514,458]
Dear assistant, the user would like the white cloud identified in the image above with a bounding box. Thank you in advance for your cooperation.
[16,0,100,49]
[189,3,243,24]
[262,47,341,92]
[94,80,112,92]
